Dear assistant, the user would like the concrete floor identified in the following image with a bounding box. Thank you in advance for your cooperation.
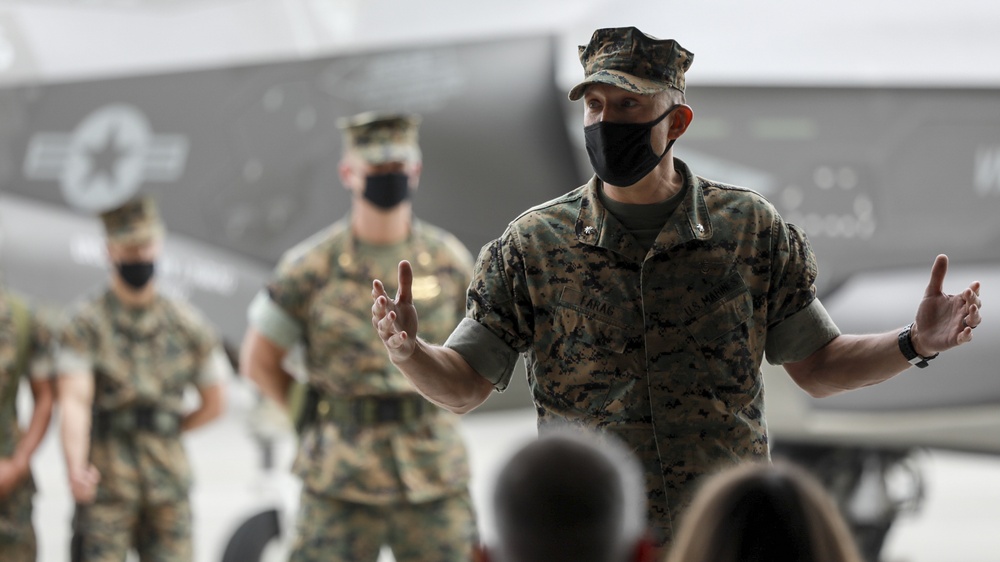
[24,379,1000,562]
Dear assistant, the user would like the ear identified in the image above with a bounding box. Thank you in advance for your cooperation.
[338,159,357,192]
[472,544,492,562]
[408,160,423,190]
[667,104,693,139]
[632,534,660,562]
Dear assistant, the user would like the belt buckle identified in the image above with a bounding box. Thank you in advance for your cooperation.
[135,407,155,431]
[375,397,401,423]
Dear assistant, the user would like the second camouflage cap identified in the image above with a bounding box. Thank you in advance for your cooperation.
[338,111,422,165]
[99,195,164,245]
[568,27,694,101]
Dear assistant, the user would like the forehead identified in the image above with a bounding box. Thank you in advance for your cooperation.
[107,240,159,254]
[582,83,655,101]
[348,154,412,173]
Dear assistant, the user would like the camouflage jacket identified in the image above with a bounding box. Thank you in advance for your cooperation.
[0,289,53,496]
[465,160,832,541]
[266,217,473,504]
[57,290,220,503]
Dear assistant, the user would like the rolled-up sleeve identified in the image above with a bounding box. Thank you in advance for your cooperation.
[196,346,235,387]
[765,298,841,365]
[444,318,520,392]
[247,291,303,350]
[54,347,92,376]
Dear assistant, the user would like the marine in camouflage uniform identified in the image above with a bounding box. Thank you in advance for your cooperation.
[242,112,476,561]
[56,196,231,562]
[0,290,54,562]
[373,26,984,553]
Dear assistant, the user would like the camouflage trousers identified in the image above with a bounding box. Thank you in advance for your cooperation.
[288,490,477,562]
[71,497,192,562]
[0,483,36,562]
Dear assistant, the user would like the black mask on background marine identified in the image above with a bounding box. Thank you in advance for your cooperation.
[116,261,155,290]
[363,172,411,209]
[584,105,679,187]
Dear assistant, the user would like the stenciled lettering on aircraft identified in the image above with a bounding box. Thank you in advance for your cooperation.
[974,145,1000,196]
[321,49,467,113]
[69,234,237,297]
[782,164,876,240]
[23,104,189,212]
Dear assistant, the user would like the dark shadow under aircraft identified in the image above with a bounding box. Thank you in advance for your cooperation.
[1,3,998,559]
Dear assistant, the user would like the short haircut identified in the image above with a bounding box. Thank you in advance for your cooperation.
[666,461,864,562]
[487,427,646,562]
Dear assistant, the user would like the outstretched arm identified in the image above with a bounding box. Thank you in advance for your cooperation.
[372,260,493,414]
[786,254,982,397]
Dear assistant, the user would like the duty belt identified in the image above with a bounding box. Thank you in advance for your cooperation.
[314,393,436,426]
[93,406,182,438]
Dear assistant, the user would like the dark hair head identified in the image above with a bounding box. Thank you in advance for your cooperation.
[488,429,646,562]
[666,461,864,562]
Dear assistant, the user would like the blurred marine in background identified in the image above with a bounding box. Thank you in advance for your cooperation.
[241,112,477,561]
[56,196,230,562]
[0,289,54,562]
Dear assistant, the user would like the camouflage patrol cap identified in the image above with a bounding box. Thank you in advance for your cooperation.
[568,27,694,101]
[337,111,422,165]
[99,195,164,245]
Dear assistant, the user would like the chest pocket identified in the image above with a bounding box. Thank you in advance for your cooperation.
[540,289,640,418]
[685,288,753,345]
[681,272,759,411]
[557,288,631,353]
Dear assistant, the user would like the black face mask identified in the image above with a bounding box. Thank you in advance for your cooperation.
[363,172,411,209]
[116,261,155,290]
[584,105,679,187]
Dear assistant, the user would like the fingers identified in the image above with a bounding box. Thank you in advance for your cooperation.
[964,303,982,330]
[967,281,982,309]
[958,325,974,344]
[924,254,949,297]
[396,260,413,304]
[374,309,409,348]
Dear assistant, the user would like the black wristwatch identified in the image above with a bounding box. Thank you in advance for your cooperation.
[898,322,938,368]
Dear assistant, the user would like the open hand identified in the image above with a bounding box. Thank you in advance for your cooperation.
[912,254,982,355]
[372,260,420,363]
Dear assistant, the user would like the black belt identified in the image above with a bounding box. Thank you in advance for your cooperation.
[314,393,436,426]
[93,406,182,438]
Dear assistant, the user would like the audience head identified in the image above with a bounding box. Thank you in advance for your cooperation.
[666,461,863,562]
[477,427,654,562]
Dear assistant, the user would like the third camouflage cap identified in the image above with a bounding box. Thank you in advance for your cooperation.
[99,195,164,245]
[568,26,694,101]
[337,111,422,165]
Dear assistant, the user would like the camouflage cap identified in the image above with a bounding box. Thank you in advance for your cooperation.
[568,27,694,101]
[337,111,422,165]
[99,195,164,245]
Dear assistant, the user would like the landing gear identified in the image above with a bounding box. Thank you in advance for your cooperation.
[221,508,283,562]
[772,443,925,562]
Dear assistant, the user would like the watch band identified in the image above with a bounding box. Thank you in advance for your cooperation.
[898,322,938,368]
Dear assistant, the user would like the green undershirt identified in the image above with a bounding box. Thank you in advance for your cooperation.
[598,183,689,252]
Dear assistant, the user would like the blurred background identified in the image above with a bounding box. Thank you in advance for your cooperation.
[2,0,999,560]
